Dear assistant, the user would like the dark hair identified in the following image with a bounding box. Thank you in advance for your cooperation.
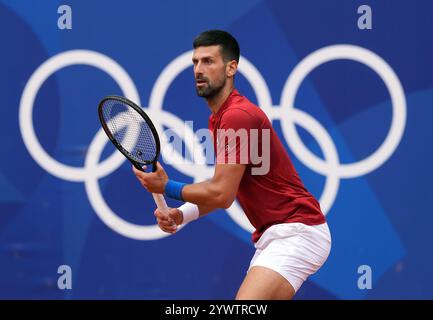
[193,30,240,63]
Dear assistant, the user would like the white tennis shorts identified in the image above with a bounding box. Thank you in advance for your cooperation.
[248,222,332,293]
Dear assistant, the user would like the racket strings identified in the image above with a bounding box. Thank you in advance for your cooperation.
[101,99,157,164]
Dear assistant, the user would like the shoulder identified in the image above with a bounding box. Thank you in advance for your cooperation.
[222,94,257,121]
[221,107,253,120]
[218,91,270,129]
[219,107,256,130]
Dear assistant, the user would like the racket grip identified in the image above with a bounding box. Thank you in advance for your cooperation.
[152,193,170,214]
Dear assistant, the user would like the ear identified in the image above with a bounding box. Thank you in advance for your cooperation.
[226,60,238,78]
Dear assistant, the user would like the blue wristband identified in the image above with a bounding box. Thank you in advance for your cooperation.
[164,180,186,201]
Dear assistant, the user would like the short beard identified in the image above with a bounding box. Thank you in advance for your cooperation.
[196,78,226,99]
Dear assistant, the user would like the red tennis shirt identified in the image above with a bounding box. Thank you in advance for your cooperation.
[208,89,326,243]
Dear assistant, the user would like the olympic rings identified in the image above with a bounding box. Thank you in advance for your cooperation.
[19,46,406,239]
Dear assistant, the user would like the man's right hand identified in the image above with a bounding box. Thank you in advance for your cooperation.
[154,207,183,234]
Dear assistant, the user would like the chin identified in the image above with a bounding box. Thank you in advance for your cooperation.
[196,88,209,97]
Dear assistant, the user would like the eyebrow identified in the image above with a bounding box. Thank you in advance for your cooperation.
[192,55,214,62]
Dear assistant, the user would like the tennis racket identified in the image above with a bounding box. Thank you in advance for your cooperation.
[98,95,169,214]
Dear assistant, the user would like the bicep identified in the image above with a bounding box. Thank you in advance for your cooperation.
[212,163,246,201]
[196,166,242,215]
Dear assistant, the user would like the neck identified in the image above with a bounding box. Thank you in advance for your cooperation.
[207,83,234,114]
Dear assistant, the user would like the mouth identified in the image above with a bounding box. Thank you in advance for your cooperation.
[195,79,207,87]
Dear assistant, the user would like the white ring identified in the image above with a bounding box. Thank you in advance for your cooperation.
[280,45,406,178]
[19,50,140,181]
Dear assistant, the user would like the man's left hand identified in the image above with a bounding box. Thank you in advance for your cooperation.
[132,162,168,194]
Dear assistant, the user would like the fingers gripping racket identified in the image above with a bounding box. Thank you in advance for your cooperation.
[98,95,169,215]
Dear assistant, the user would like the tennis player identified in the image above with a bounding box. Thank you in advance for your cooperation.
[132,30,331,300]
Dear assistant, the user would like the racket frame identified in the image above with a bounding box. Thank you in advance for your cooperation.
[98,95,170,215]
[98,95,160,172]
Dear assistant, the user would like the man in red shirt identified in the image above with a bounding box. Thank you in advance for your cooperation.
[133,30,331,299]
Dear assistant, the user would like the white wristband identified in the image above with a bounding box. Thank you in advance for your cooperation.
[178,202,199,224]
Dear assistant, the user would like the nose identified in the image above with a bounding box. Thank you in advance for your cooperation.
[194,61,204,76]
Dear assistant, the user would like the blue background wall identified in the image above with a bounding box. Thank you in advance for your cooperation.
[0,0,432,299]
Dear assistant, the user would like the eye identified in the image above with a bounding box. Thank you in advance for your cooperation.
[205,59,213,65]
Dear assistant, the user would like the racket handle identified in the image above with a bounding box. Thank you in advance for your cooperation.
[152,193,170,214]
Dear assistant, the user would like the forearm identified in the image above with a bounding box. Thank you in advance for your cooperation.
[164,165,245,215]
[181,179,233,209]
[197,203,219,217]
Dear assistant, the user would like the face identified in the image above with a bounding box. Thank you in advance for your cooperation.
[192,45,230,98]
